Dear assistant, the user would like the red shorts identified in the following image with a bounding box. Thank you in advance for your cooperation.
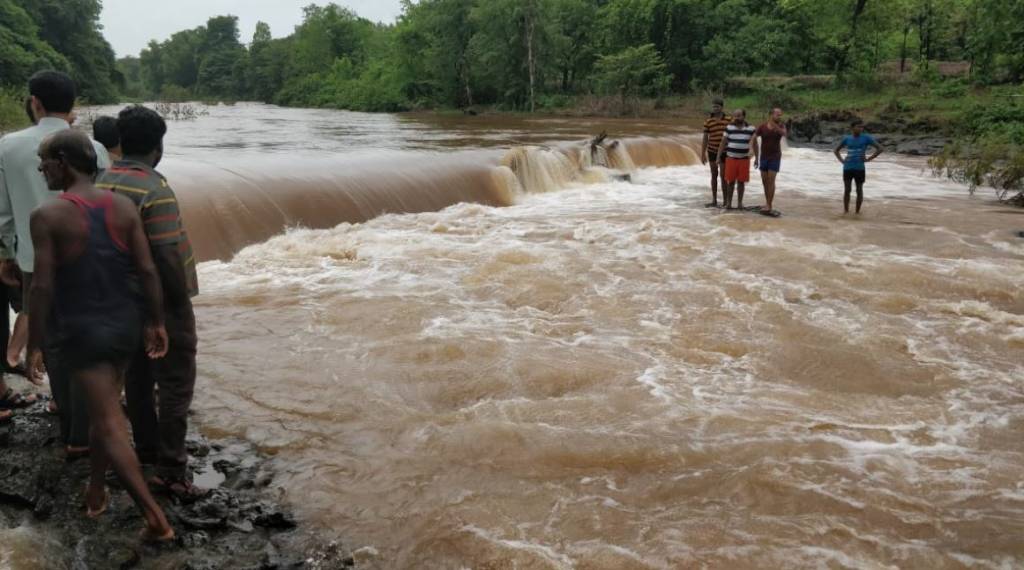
[724,157,750,183]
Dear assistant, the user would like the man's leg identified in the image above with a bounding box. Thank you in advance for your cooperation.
[737,181,745,209]
[125,349,160,463]
[0,284,8,398]
[708,156,720,206]
[77,362,172,537]
[763,171,777,211]
[154,308,198,481]
[843,173,853,213]
[855,177,865,213]
[7,314,26,368]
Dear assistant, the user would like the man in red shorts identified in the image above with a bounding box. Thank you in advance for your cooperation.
[717,109,756,210]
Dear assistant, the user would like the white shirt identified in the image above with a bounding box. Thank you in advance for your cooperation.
[0,117,111,272]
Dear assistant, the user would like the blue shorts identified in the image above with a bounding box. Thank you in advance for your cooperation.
[759,158,781,172]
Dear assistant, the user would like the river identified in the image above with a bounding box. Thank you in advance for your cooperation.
[7,103,1024,568]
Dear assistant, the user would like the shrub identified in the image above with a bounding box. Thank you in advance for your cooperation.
[0,87,29,134]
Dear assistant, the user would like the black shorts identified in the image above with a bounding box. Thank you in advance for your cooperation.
[708,148,724,163]
[843,170,866,185]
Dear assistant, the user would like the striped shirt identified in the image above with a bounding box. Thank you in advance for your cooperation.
[702,114,732,152]
[723,123,756,159]
[95,160,198,298]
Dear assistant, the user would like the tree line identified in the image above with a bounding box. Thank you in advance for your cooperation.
[0,0,120,103]
[121,0,1022,112]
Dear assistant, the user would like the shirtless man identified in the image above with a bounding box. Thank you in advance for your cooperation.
[27,129,174,542]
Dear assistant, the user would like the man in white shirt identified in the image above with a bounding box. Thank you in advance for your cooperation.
[0,70,109,437]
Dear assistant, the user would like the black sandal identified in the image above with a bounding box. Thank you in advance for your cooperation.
[148,475,208,502]
[0,389,37,410]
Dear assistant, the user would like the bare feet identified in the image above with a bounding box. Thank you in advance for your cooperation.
[139,524,175,544]
[85,485,110,518]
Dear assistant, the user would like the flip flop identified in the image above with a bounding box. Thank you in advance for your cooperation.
[0,389,37,410]
[0,409,11,424]
[66,446,91,460]
[148,475,209,502]
[85,487,110,519]
[760,209,782,218]
[3,363,26,377]
[704,202,720,208]
[139,525,176,544]
[47,400,58,415]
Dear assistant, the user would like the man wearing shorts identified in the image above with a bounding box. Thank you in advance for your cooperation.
[717,109,756,210]
[700,98,731,207]
[751,107,786,216]
[834,120,882,214]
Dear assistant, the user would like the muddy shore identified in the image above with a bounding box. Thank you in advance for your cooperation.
[0,397,353,569]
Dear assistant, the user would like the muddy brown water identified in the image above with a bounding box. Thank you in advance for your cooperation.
[3,103,1023,569]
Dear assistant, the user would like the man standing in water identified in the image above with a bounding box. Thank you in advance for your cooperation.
[700,98,730,207]
[95,105,202,498]
[717,109,756,210]
[834,120,882,214]
[751,107,786,216]
[0,71,110,432]
[28,129,174,541]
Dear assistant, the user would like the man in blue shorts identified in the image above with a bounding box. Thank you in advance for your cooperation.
[834,120,883,214]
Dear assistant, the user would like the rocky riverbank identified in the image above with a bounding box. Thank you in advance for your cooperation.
[0,398,353,569]
[787,109,949,156]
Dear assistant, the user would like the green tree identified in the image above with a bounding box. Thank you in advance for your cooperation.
[0,0,69,88]
[594,43,672,112]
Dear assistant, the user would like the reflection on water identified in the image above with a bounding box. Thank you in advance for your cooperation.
[5,104,1022,568]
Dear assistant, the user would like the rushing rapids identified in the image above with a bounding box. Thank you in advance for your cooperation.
[3,104,1022,569]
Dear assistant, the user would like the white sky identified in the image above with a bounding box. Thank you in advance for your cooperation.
[100,0,405,58]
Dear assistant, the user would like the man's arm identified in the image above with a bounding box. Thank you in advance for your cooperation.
[751,127,760,166]
[124,199,168,358]
[834,139,848,164]
[700,127,709,165]
[866,139,883,163]
[0,151,16,262]
[26,208,56,383]
[138,187,191,310]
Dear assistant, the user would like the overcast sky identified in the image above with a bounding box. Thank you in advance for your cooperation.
[100,0,405,58]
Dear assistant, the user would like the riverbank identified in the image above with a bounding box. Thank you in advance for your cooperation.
[0,395,353,569]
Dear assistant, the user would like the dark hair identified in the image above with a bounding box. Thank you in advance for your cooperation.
[851,119,864,127]
[712,98,724,106]
[40,130,98,176]
[92,116,120,150]
[28,70,76,114]
[117,105,166,157]
[24,97,35,124]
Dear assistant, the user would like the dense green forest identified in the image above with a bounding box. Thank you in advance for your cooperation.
[0,0,120,103]
[121,0,1022,112]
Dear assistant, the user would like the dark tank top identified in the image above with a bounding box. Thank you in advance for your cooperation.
[52,192,141,363]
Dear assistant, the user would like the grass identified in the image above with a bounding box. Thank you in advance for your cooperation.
[0,88,30,135]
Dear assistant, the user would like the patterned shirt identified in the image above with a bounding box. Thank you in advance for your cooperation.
[703,114,732,152]
[723,123,757,159]
[95,160,198,298]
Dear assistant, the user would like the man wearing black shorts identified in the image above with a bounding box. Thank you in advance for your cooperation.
[700,98,731,207]
[834,120,883,214]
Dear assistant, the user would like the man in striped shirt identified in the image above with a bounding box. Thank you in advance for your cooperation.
[700,98,731,207]
[716,109,756,210]
[95,105,202,498]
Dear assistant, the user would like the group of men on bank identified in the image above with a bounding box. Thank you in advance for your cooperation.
[0,71,199,541]
[700,98,883,214]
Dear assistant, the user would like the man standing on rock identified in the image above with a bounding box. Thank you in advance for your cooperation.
[95,105,202,499]
[718,109,756,210]
[751,107,787,216]
[27,129,173,541]
[700,98,731,207]
[0,71,110,434]
[834,119,883,214]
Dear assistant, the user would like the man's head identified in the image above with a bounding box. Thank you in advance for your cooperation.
[92,116,121,157]
[712,98,724,115]
[38,130,98,191]
[732,109,746,124]
[770,107,784,122]
[117,105,167,167]
[851,119,864,136]
[28,71,76,119]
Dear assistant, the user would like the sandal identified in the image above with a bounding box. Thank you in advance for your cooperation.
[66,446,91,460]
[3,362,26,377]
[47,400,58,415]
[0,389,37,410]
[85,487,110,519]
[0,409,11,424]
[148,475,208,502]
[139,525,176,544]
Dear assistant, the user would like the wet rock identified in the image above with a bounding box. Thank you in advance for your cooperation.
[1,405,353,568]
[71,536,140,570]
[895,138,948,156]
